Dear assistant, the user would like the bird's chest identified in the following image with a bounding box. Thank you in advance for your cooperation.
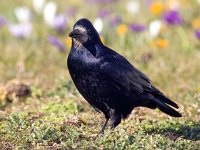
[70,65,104,100]
[67,48,107,101]
[75,72,102,94]
[67,48,98,81]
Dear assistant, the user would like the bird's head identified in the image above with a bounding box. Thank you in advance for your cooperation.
[69,18,101,46]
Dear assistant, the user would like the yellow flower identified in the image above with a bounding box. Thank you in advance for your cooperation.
[150,2,164,15]
[65,37,72,48]
[150,39,169,49]
[100,36,105,44]
[116,24,128,36]
[192,18,200,29]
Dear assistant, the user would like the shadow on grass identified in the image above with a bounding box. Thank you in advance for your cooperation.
[145,121,200,141]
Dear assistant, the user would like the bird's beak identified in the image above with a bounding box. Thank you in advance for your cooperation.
[69,29,82,38]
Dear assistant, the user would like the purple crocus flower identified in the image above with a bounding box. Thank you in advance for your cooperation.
[8,23,32,39]
[109,16,121,27]
[195,30,200,40]
[65,7,76,17]
[129,23,146,32]
[48,35,65,52]
[0,16,6,27]
[163,10,182,25]
[53,14,67,34]
[98,9,111,18]
[0,16,7,27]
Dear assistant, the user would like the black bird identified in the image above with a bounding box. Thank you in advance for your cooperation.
[67,18,181,135]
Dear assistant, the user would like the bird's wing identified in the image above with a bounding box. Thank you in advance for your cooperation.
[99,54,152,94]
[99,53,179,108]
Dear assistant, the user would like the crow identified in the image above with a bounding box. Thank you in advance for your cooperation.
[67,18,181,135]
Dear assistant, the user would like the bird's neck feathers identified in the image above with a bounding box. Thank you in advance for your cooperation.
[86,41,105,58]
[72,39,83,48]
[72,38,104,58]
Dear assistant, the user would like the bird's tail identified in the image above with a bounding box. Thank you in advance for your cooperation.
[150,95,182,117]
[149,86,179,108]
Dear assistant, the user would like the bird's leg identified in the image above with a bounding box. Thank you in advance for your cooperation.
[97,119,109,136]
[110,111,121,129]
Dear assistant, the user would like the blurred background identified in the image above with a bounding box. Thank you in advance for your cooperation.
[0,0,200,149]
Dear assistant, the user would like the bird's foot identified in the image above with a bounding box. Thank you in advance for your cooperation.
[96,119,109,137]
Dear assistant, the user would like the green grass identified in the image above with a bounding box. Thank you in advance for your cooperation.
[0,0,200,149]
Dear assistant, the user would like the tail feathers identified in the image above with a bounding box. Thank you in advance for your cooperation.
[151,87,179,108]
[156,94,178,109]
[151,96,182,117]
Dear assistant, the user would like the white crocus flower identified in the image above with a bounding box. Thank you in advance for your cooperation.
[32,0,46,14]
[15,6,31,23]
[126,0,140,15]
[8,22,32,39]
[148,20,162,38]
[93,18,103,33]
[43,1,57,27]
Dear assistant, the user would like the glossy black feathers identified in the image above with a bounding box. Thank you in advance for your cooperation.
[67,18,181,134]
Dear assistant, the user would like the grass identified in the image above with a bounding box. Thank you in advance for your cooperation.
[0,0,200,149]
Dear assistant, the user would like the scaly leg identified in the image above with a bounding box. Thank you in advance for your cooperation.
[97,119,109,136]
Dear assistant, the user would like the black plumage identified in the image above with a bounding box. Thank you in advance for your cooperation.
[67,18,181,135]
